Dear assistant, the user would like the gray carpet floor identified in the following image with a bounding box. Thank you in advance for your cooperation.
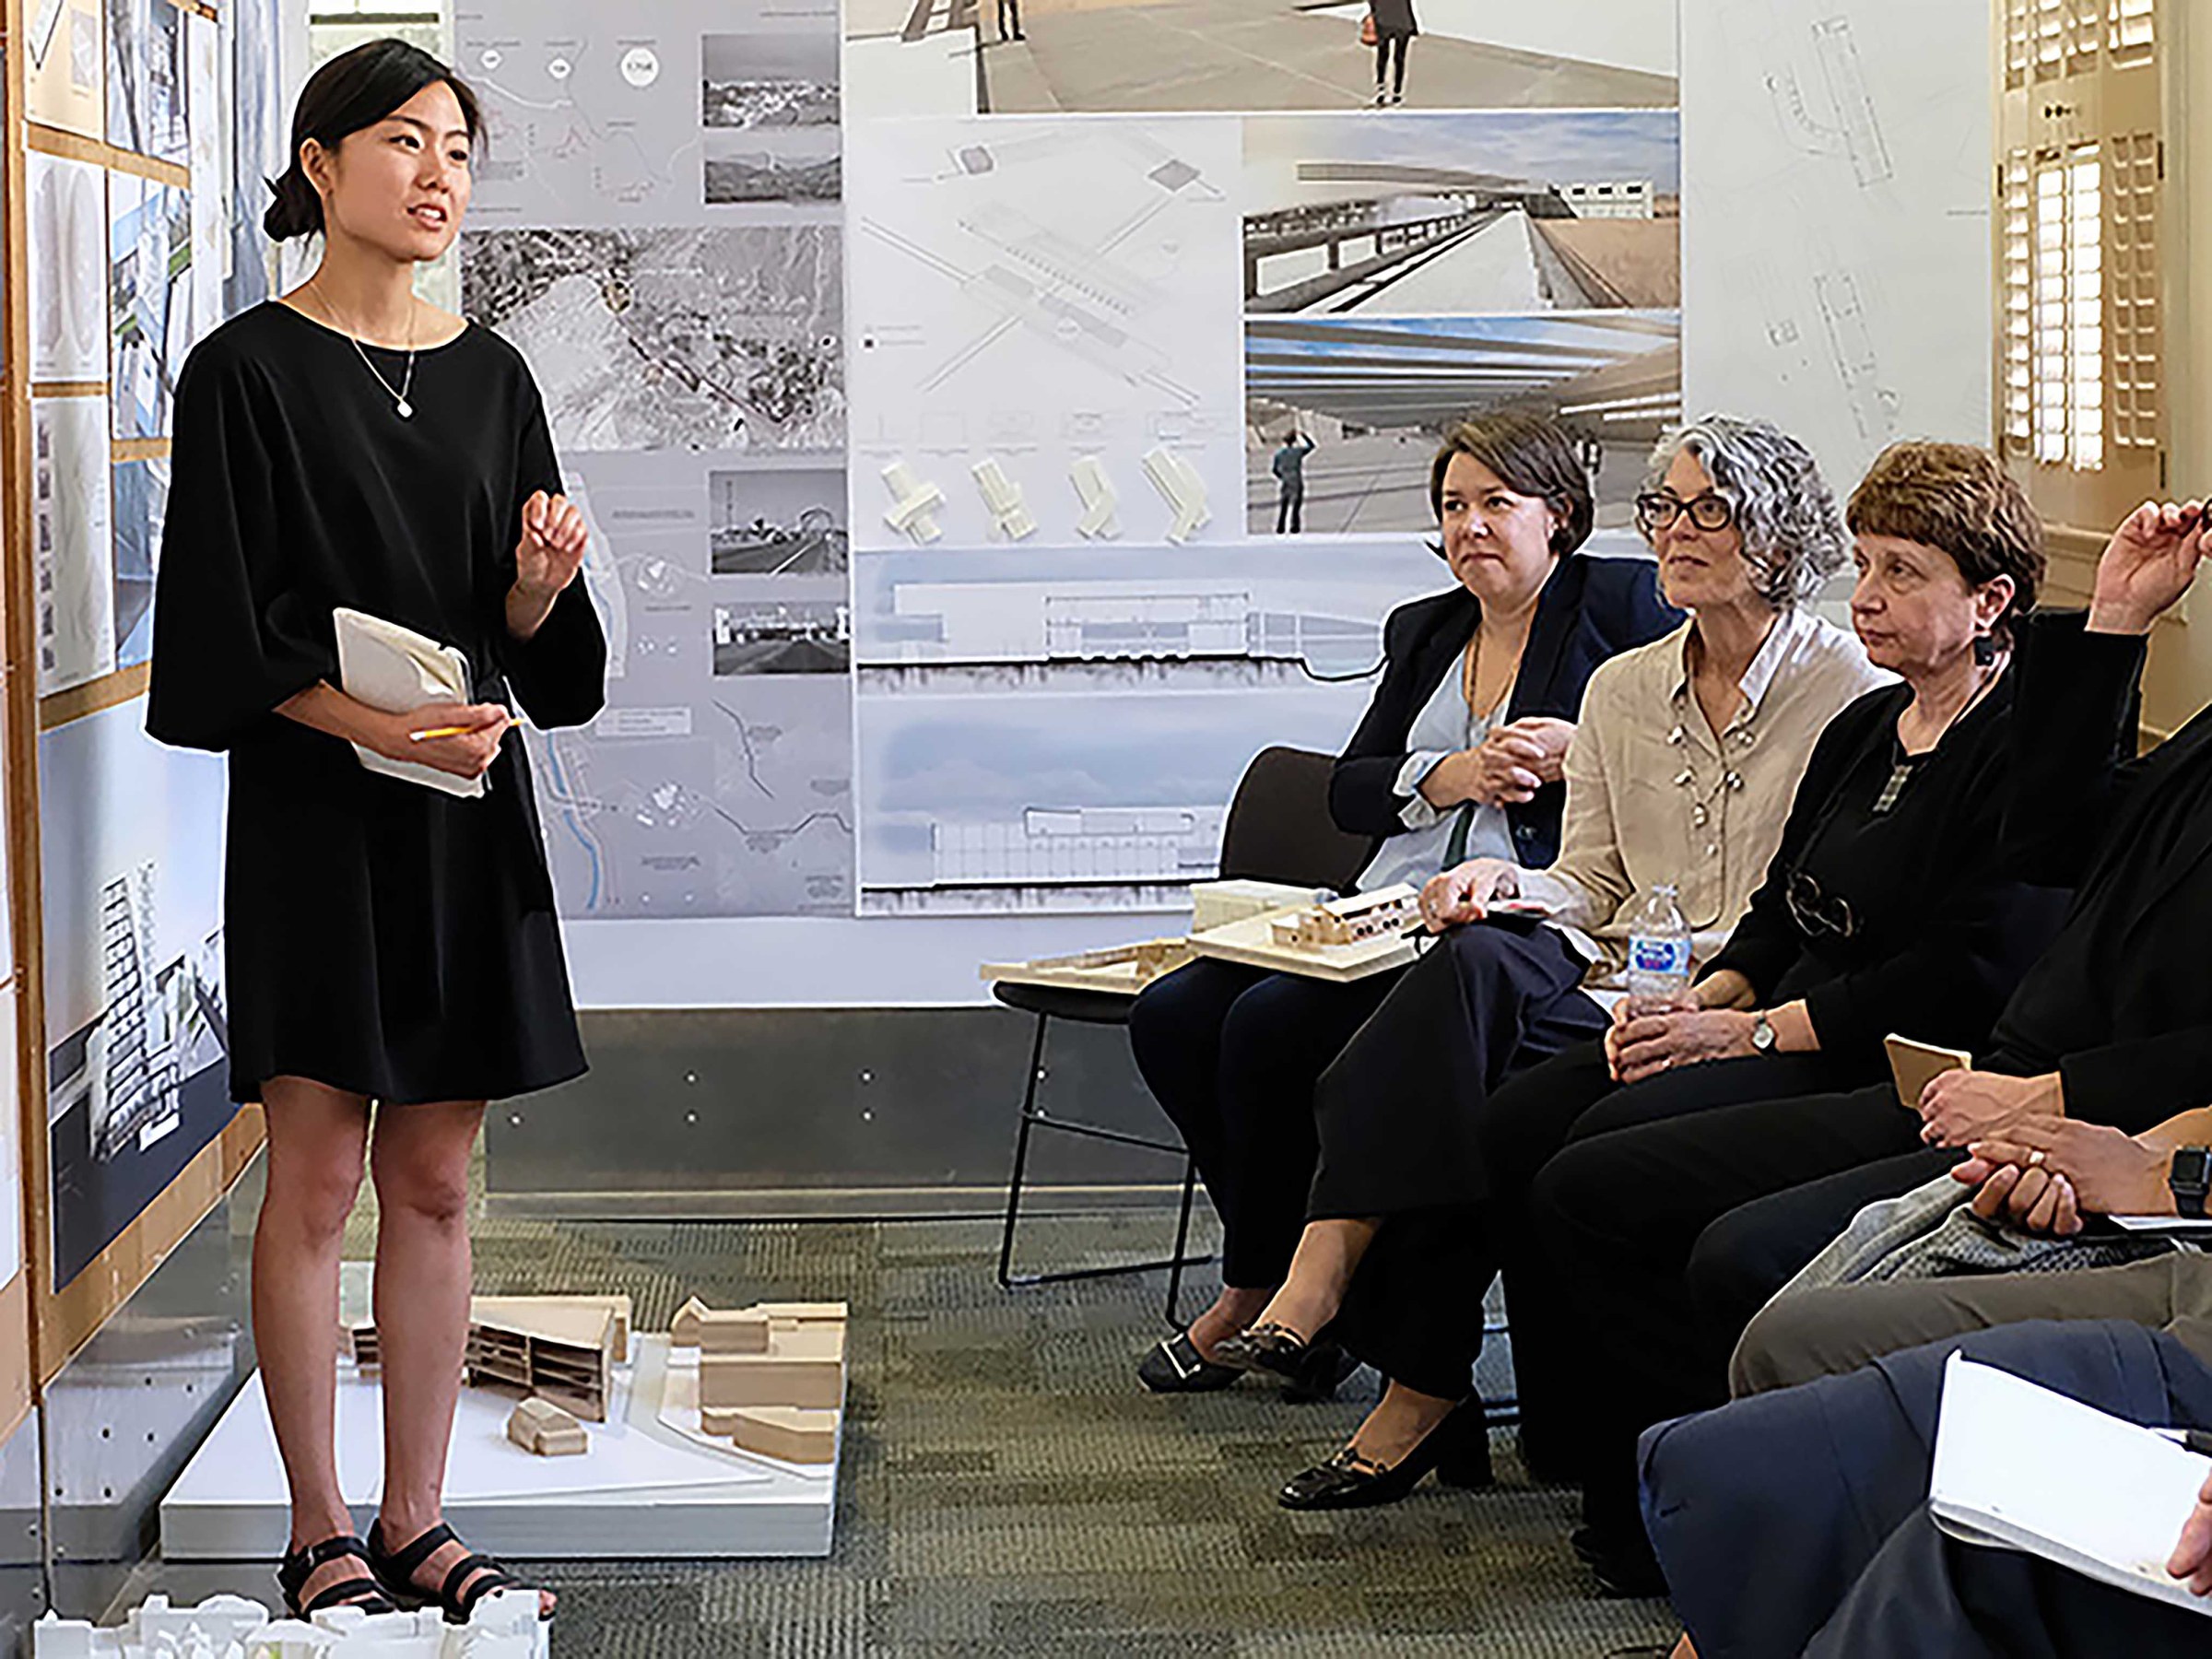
[400,1208,1677,1655]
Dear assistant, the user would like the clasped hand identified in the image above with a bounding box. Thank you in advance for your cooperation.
[1604,999,1755,1085]
[1947,1117,2166,1238]
[1421,717,1574,809]
[1914,1068,2061,1150]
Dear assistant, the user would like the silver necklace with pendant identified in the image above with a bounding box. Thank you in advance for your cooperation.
[314,277,418,418]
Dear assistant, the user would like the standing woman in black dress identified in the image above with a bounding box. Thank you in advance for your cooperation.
[146,41,602,1626]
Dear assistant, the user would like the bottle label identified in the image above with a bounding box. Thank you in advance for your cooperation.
[1628,935,1691,978]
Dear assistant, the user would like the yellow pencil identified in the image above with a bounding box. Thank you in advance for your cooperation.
[408,724,477,742]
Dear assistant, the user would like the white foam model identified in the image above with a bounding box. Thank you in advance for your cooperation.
[880,461,945,544]
[32,1591,547,1658]
[1141,446,1209,543]
[1068,456,1120,539]
[970,457,1037,541]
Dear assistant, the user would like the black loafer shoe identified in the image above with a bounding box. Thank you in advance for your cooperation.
[1136,1330,1241,1394]
[1277,1398,1491,1510]
[1212,1322,1312,1380]
[1280,1338,1362,1404]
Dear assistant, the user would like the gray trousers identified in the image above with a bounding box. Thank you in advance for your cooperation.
[1732,1249,2212,1395]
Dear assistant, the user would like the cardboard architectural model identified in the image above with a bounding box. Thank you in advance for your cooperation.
[33,1591,547,1657]
[1188,878,1325,932]
[1269,886,1418,949]
[979,938,1190,995]
[668,1300,850,1453]
[350,1295,631,1423]
[505,1397,588,1457]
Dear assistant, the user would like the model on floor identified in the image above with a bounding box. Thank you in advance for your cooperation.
[146,38,607,1630]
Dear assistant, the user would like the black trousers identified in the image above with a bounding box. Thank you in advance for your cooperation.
[1644,1319,2212,1659]
[1375,30,1409,93]
[1307,925,1607,1400]
[1127,958,1400,1288]
[1479,1041,1885,1472]
[1275,478,1303,534]
[1532,1077,1956,1536]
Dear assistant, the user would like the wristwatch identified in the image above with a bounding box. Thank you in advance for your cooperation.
[2170,1146,2212,1218]
[1749,1011,1777,1054]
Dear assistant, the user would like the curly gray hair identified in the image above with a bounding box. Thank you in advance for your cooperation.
[1643,416,1849,608]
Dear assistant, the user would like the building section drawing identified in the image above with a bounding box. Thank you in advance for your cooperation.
[845,115,1243,550]
[461,225,844,453]
[855,684,1380,915]
[853,539,1444,688]
[455,0,840,226]
[1683,0,1989,488]
[1242,112,1682,316]
[526,451,853,921]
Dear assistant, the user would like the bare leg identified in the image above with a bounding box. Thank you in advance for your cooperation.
[1187,1285,1275,1359]
[1347,1377,1459,1468]
[256,1077,372,1607]
[371,1100,555,1618]
[1670,1637,1699,1659]
[1247,1216,1379,1341]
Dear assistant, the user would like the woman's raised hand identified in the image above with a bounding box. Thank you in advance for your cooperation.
[513,489,589,600]
[2088,500,2208,634]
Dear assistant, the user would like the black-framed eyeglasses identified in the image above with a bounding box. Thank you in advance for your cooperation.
[1636,491,1736,535]
[1787,870,1858,942]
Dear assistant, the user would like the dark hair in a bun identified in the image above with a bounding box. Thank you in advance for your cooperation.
[264,38,482,241]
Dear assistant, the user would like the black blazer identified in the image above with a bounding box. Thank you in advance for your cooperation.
[1330,552,1681,872]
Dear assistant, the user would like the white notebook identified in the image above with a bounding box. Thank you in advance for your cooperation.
[1931,1354,2212,1618]
[332,607,487,801]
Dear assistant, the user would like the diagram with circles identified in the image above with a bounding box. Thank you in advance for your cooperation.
[455,0,839,227]
[29,151,108,382]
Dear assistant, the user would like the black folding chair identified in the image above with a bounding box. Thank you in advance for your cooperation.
[994,747,1376,1326]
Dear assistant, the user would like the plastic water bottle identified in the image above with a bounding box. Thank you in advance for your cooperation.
[1624,882,1694,1003]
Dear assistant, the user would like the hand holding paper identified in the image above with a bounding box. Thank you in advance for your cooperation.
[332,608,498,800]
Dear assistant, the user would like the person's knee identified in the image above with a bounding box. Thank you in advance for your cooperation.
[1729,1292,1843,1396]
[371,1134,474,1228]
[264,1146,365,1241]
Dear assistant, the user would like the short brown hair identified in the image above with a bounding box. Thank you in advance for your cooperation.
[1846,441,2043,639]
[1428,412,1594,557]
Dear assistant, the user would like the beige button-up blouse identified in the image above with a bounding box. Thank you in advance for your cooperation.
[1520,608,1893,982]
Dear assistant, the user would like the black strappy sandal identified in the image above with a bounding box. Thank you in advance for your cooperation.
[276,1534,401,1619]
[366,1518,551,1625]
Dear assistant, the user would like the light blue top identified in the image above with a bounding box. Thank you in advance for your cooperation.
[1357,648,1516,892]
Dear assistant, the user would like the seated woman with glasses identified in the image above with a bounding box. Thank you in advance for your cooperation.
[1204,415,1887,1499]
[1126,412,1680,1398]
[1507,442,2071,1594]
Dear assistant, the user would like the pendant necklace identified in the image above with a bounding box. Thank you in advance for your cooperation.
[314,276,418,418]
[1872,646,2006,815]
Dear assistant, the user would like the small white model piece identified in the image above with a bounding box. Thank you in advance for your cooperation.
[981,939,1191,994]
[753,1301,850,1325]
[506,1396,588,1457]
[698,1309,771,1355]
[1069,455,1121,538]
[881,461,945,544]
[971,457,1037,541]
[34,1589,547,1658]
[1141,445,1210,542]
[699,1321,846,1411]
[729,1406,839,1465]
[1269,885,1420,950]
[1190,878,1327,933]
[668,1296,712,1347]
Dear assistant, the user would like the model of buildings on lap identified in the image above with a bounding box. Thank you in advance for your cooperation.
[1206,416,1886,1512]
[1128,412,1679,1402]
[144,41,605,1628]
[1519,492,2212,1596]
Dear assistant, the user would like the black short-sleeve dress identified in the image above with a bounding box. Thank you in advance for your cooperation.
[145,302,606,1106]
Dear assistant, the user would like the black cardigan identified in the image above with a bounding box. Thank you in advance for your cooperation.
[1330,553,1680,872]
[1701,678,2068,1062]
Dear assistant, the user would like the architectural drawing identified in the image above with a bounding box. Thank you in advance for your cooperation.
[112,453,167,669]
[1683,0,1989,488]
[709,465,848,574]
[29,150,108,382]
[108,175,190,441]
[456,0,839,227]
[845,115,1242,550]
[105,0,187,164]
[461,226,844,453]
[32,394,115,698]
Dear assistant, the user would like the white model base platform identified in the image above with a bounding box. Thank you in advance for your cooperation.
[160,1339,840,1562]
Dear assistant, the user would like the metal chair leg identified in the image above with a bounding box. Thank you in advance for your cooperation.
[994,1011,1051,1290]
[1162,1154,1199,1327]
